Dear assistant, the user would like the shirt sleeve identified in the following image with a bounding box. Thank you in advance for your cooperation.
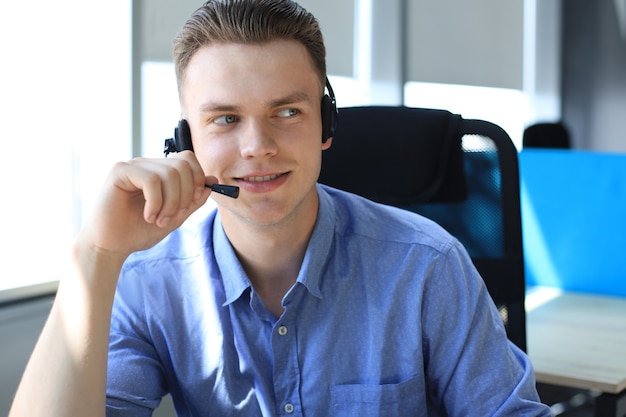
[106,273,168,417]
[421,240,551,416]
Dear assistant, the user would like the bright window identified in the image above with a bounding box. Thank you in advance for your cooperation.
[141,62,180,158]
[404,82,529,149]
[0,1,132,299]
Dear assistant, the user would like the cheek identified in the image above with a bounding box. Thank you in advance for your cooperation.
[194,140,234,173]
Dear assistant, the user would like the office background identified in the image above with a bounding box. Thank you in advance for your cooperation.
[1,0,625,414]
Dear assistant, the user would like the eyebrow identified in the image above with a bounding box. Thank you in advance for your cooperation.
[197,102,241,114]
[197,90,314,114]
[269,91,314,108]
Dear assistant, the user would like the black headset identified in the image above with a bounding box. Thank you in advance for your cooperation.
[321,77,339,143]
[165,77,338,155]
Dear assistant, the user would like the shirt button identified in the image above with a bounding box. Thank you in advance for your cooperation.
[278,325,288,336]
[284,403,294,413]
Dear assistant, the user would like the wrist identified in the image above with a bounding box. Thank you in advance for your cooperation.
[70,235,128,294]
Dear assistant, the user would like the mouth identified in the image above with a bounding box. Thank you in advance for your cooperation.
[240,173,282,182]
[235,172,289,193]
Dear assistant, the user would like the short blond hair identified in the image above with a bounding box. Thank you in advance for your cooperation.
[173,0,327,97]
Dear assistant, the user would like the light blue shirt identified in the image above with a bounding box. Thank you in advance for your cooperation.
[107,184,550,417]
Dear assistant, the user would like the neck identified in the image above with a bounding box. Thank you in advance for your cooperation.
[218,193,319,316]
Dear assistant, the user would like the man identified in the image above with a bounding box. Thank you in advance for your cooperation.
[10,0,551,416]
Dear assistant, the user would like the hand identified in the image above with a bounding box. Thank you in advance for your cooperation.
[78,151,212,260]
[9,153,214,417]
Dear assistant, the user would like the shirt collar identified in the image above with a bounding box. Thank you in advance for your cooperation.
[213,215,250,306]
[294,184,334,299]
[214,184,335,305]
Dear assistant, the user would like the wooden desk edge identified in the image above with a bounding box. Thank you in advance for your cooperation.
[535,370,626,395]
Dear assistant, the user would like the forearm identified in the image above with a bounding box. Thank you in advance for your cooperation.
[9,243,126,417]
[9,153,210,416]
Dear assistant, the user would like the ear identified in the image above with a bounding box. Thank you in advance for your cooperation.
[322,137,333,151]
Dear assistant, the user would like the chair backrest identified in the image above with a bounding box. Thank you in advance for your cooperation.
[523,122,571,149]
[318,106,526,351]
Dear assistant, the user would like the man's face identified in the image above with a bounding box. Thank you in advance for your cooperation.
[180,40,331,227]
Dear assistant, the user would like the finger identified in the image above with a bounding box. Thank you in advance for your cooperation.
[138,168,168,225]
[109,160,163,224]
[150,157,212,227]
[151,162,195,227]
[115,156,209,228]
[116,158,181,226]
[170,151,211,203]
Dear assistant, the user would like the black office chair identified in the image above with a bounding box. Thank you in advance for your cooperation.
[523,122,571,149]
[318,106,527,351]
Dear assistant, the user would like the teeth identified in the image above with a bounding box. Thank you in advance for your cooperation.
[243,174,280,182]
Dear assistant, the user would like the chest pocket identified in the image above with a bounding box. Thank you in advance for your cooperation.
[330,375,426,417]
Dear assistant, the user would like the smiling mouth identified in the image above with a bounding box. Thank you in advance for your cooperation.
[241,173,282,182]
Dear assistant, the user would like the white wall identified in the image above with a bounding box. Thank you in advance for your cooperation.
[562,0,626,152]
[407,0,524,89]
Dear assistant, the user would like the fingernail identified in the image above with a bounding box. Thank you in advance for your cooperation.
[158,216,172,227]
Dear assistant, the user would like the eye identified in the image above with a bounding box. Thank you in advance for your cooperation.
[214,114,238,125]
[277,108,300,118]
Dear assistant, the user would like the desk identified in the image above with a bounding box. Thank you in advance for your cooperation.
[526,288,626,416]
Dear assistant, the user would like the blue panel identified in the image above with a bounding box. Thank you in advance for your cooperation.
[520,150,626,296]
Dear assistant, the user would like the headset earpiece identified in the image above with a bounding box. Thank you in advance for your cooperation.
[174,119,193,151]
[321,78,338,143]
[164,119,193,156]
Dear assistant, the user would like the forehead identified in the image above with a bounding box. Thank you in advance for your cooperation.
[180,40,323,110]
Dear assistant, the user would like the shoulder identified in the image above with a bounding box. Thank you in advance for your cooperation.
[116,205,219,305]
[318,184,457,255]
[123,204,218,270]
[113,204,220,318]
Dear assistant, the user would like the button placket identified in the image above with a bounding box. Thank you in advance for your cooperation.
[272,314,302,416]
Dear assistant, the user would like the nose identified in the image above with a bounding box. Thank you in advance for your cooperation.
[239,119,278,159]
